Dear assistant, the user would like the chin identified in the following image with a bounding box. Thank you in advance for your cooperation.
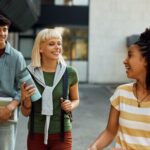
[126,72,131,78]
[52,57,59,60]
[127,74,135,79]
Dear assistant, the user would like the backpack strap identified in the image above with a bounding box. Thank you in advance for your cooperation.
[60,68,68,141]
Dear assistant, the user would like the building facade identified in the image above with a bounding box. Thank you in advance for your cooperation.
[89,0,150,83]
[7,0,150,83]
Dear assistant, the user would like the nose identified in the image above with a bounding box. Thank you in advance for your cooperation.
[123,57,127,64]
[54,44,61,50]
[55,44,59,48]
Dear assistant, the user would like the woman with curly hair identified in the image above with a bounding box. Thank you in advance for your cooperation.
[88,28,150,150]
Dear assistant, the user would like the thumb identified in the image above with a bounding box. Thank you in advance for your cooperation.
[60,97,64,103]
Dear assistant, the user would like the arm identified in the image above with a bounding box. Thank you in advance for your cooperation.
[88,105,119,150]
[20,83,35,117]
[0,100,19,122]
[14,53,26,101]
[61,83,80,112]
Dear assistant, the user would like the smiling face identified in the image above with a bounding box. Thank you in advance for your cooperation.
[123,44,147,80]
[40,37,62,61]
[0,25,8,48]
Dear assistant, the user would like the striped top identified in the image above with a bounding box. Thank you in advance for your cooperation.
[110,83,150,150]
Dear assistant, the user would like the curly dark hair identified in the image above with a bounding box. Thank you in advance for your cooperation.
[135,28,150,90]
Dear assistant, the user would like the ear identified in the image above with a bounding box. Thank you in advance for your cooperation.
[39,44,43,53]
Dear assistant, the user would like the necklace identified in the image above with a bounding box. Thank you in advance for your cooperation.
[134,83,150,107]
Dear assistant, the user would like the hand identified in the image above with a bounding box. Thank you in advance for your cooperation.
[21,82,35,108]
[61,98,72,113]
[0,106,12,122]
[21,82,35,100]
[87,145,97,150]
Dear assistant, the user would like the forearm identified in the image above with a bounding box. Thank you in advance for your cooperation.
[71,99,79,111]
[7,100,19,111]
[21,98,32,117]
[21,106,31,117]
[0,100,19,122]
[90,129,116,150]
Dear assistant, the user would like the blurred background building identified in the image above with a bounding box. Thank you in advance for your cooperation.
[1,0,150,83]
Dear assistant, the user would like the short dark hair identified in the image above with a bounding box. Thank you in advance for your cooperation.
[0,14,11,27]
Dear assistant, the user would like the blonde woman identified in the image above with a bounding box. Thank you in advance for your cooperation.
[21,28,80,150]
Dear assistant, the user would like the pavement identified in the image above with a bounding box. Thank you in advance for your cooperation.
[15,83,119,150]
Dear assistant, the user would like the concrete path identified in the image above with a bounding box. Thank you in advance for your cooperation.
[15,83,119,150]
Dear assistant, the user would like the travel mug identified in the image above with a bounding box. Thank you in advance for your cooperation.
[17,68,41,102]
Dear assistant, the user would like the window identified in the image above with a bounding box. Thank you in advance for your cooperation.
[55,0,88,6]
[56,27,88,60]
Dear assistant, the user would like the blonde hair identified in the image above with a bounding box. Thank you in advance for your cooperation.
[31,28,62,67]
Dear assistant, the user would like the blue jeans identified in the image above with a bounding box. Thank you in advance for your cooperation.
[0,122,17,150]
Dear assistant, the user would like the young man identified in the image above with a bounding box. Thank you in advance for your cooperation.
[0,14,26,150]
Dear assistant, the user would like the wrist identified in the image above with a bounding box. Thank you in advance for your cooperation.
[5,106,12,118]
[21,100,31,109]
[6,104,14,112]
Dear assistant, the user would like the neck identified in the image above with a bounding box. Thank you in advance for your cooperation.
[134,82,150,107]
[41,60,58,72]
[135,81,147,94]
[0,42,6,49]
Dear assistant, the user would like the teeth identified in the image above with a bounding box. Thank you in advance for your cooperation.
[125,66,130,70]
[53,52,59,54]
[53,53,59,55]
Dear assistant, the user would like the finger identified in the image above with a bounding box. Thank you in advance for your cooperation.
[21,82,26,93]
[25,84,35,91]
[63,102,71,108]
[27,88,36,94]
[21,82,26,87]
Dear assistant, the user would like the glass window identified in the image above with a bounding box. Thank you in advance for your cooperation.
[19,38,33,58]
[19,27,88,62]
[72,38,88,60]
[55,0,88,6]
[19,30,34,36]
[55,27,88,60]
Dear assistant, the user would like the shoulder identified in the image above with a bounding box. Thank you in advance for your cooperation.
[66,66,79,85]
[11,48,24,59]
[7,43,24,60]
[116,82,133,92]
[111,82,133,101]
[66,66,78,75]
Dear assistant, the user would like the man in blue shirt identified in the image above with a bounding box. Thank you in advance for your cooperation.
[0,14,26,150]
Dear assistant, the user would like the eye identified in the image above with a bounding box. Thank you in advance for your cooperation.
[49,42,55,46]
[128,53,131,58]
[3,27,8,32]
[57,42,62,46]
[127,51,133,58]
